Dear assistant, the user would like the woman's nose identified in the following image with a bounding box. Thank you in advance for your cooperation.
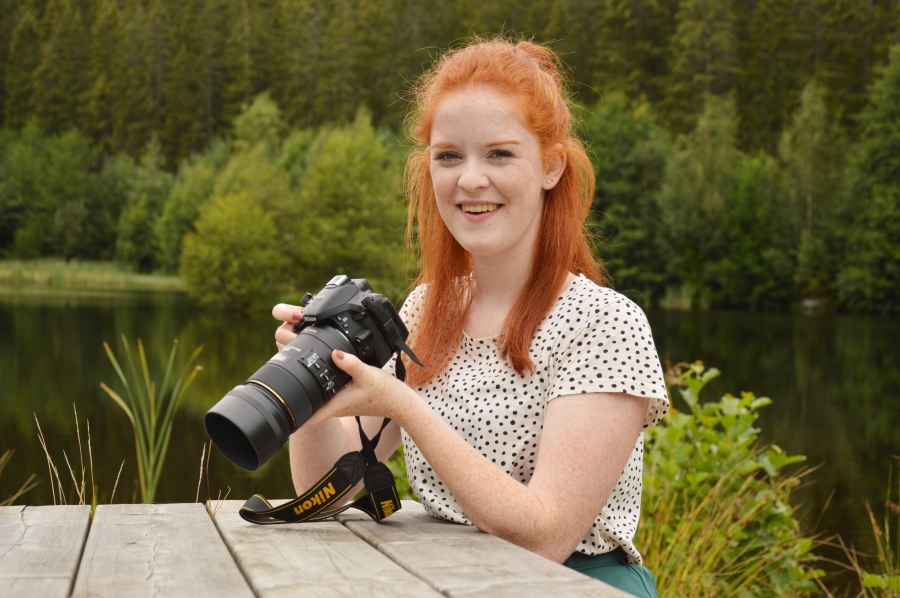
[457,162,489,193]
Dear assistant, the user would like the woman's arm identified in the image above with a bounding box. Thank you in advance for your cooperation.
[309,350,649,563]
[272,303,400,500]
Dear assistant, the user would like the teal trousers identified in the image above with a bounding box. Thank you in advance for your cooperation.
[563,548,659,598]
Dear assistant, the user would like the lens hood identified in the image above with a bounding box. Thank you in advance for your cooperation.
[205,384,291,471]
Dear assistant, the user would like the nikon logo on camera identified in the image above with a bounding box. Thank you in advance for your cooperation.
[293,483,337,515]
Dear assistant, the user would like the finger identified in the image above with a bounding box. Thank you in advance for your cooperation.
[275,322,297,347]
[272,303,304,323]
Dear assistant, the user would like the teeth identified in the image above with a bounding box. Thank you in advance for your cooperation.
[461,204,498,213]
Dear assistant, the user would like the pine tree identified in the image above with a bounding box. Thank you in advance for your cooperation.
[656,95,743,296]
[4,7,42,131]
[738,0,810,152]
[591,0,680,104]
[110,0,165,158]
[83,0,120,158]
[839,45,900,312]
[664,0,739,132]
[160,0,207,166]
[778,82,847,301]
[31,0,89,134]
[0,0,26,129]
[275,0,324,128]
[817,0,900,133]
[584,92,672,304]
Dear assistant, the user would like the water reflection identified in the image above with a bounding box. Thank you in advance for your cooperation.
[2,289,898,569]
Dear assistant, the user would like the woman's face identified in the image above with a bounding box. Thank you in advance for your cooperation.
[429,86,558,263]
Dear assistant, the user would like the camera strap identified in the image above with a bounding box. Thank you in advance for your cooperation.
[239,354,413,526]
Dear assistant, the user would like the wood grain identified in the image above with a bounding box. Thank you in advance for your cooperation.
[71,503,253,598]
[337,500,635,598]
[0,505,91,598]
[212,500,441,598]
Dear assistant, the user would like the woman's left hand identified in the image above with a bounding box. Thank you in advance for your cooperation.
[306,350,418,426]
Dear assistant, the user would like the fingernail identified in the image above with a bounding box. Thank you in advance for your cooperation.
[334,350,345,360]
[291,312,303,322]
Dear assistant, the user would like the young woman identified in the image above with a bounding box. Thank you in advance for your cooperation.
[272,38,669,598]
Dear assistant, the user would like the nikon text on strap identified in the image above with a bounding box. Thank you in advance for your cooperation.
[239,347,418,525]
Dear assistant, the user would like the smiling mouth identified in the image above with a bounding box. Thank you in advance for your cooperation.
[460,204,499,213]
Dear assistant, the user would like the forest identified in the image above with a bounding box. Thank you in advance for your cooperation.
[1,0,899,311]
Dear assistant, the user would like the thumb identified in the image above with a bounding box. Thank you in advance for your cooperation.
[331,349,363,376]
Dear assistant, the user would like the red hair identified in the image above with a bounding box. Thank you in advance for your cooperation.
[403,37,605,386]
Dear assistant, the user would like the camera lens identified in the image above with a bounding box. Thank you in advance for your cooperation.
[204,324,354,471]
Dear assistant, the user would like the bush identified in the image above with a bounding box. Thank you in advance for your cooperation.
[155,139,228,273]
[292,110,408,298]
[641,362,821,597]
[114,139,174,272]
[180,192,286,307]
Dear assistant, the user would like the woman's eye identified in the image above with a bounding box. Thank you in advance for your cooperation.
[489,149,513,159]
[435,152,461,162]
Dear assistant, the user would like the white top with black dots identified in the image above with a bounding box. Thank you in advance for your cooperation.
[390,274,669,564]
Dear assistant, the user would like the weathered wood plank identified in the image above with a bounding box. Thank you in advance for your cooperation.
[71,503,253,598]
[0,505,91,598]
[212,500,441,598]
[337,500,634,598]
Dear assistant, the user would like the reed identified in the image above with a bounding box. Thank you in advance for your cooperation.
[0,259,183,292]
[101,335,203,503]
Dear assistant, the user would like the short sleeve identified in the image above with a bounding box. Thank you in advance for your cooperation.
[548,294,669,429]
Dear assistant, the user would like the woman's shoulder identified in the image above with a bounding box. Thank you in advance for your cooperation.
[558,275,649,323]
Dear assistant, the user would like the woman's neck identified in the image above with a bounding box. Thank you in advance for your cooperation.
[463,257,576,339]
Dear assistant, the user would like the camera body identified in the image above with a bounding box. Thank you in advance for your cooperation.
[205,275,412,471]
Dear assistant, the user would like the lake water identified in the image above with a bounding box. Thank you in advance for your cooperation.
[2,288,898,576]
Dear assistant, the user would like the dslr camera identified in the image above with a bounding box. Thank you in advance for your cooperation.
[205,275,418,471]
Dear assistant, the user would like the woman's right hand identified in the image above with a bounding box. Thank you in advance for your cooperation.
[272,303,305,350]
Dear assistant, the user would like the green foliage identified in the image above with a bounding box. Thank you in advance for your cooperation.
[0,121,121,260]
[664,0,739,131]
[657,96,741,298]
[642,362,820,597]
[839,46,900,313]
[180,192,286,308]
[100,336,203,503]
[582,93,671,304]
[293,110,408,298]
[155,140,228,273]
[712,154,796,309]
[779,82,848,302]
[115,139,175,272]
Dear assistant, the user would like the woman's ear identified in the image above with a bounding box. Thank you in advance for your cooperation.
[542,144,567,190]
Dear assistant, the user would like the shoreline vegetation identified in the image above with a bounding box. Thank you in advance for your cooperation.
[0,259,183,293]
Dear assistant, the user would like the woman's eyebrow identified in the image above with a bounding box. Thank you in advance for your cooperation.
[486,140,522,147]
[431,141,456,149]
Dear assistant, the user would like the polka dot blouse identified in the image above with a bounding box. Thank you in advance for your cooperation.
[391,274,669,564]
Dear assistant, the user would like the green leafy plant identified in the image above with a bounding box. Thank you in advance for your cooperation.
[641,362,821,597]
[101,336,203,503]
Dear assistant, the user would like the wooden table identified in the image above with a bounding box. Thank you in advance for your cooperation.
[0,500,633,597]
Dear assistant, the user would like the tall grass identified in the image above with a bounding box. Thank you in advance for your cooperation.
[0,448,39,506]
[100,335,202,503]
[0,259,183,292]
[836,458,900,597]
[641,362,821,597]
[33,404,124,510]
